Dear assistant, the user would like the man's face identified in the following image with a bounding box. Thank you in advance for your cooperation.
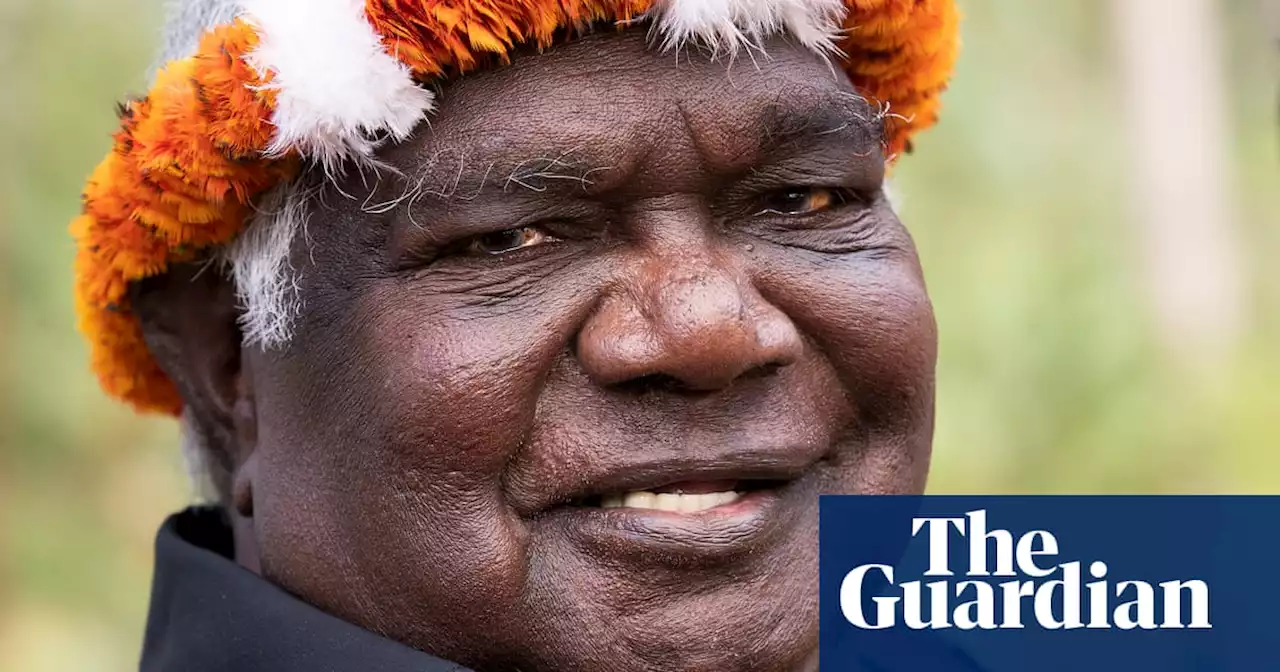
[240,31,936,671]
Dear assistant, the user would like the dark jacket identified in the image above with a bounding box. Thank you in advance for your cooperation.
[140,507,470,671]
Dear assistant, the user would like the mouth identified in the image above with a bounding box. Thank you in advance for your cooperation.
[538,451,816,517]
[572,478,787,513]
[527,454,825,565]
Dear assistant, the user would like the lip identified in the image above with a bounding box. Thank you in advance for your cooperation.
[532,470,821,566]
[517,445,825,516]
[507,431,834,564]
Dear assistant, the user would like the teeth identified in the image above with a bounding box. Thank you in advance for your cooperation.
[600,490,741,512]
[626,492,655,509]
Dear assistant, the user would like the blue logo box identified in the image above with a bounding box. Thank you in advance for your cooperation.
[818,496,1280,671]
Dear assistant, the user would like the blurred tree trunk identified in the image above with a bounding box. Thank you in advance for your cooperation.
[1111,0,1244,373]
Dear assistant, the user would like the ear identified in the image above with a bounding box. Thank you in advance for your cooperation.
[131,263,257,508]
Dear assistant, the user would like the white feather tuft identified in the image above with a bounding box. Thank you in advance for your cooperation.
[240,0,434,175]
[652,0,847,58]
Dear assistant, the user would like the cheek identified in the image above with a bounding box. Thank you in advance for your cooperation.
[347,277,606,479]
[246,277,588,641]
[757,249,937,487]
[369,302,545,475]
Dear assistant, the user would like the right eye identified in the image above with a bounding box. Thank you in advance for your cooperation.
[466,227,557,256]
[754,187,847,217]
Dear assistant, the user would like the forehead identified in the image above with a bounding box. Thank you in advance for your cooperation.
[376,30,876,182]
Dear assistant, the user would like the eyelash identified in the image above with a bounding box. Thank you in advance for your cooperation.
[750,186,864,218]
[462,226,560,256]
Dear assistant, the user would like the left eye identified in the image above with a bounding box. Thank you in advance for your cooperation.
[466,227,556,255]
[755,187,844,216]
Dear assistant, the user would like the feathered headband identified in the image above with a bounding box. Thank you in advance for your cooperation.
[72,0,960,416]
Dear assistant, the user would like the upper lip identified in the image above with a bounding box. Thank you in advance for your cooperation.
[512,444,826,516]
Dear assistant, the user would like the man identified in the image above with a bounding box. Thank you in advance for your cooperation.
[71,1,959,669]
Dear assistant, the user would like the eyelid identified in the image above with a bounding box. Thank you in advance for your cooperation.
[452,224,558,257]
[400,199,602,257]
[737,145,885,194]
[743,161,869,187]
[750,186,863,218]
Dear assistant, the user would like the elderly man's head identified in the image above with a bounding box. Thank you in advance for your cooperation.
[75,2,956,670]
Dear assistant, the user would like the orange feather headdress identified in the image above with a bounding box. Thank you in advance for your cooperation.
[72,0,960,416]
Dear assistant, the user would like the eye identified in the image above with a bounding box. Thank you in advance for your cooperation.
[466,226,557,255]
[755,187,845,216]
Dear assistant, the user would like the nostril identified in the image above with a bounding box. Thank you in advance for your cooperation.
[613,373,692,396]
[612,361,788,396]
[739,362,785,382]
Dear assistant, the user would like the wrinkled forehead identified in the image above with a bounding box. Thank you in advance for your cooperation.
[376,30,879,189]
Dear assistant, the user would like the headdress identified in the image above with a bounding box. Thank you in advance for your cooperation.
[72,0,960,415]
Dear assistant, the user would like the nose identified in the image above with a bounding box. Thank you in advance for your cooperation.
[577,255,803,392]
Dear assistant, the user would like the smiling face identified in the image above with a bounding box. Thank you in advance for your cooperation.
[164,29,936,672]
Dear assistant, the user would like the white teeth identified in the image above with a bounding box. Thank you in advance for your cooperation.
[624,491,656,509]
[655,493,681,511]
[602,490,742,512]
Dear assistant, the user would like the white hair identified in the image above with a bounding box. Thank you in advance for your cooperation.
[179,406,223,503]
[221,178,315,347]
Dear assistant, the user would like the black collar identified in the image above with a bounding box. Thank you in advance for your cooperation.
[140,506,470,672]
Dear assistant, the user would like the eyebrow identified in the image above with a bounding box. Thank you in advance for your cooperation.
[381,144,616,211]
[496,146,618,194]
[383,88,884,216]
[753,90,884,157]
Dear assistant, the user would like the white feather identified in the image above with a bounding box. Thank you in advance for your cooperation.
[239,0,434,175]
[652,0,847,58]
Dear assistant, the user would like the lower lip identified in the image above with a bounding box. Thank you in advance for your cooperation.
[533,478,815,566]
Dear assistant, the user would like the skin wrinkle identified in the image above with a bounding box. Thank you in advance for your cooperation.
[370,87,876,228]
[134,30,936,672]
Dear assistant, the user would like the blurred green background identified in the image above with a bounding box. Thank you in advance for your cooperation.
[1,0,1277,669]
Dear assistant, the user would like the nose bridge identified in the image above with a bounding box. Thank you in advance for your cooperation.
[644,254,750,350]
[577,243,802,391]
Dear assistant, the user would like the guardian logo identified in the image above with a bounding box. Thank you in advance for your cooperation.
[820,496,1280,671]
[839,510,1212,631]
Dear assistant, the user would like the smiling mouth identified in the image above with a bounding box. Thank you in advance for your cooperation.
[521,446,828,562]
[540,470,819,566]
[572,479,788,513]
